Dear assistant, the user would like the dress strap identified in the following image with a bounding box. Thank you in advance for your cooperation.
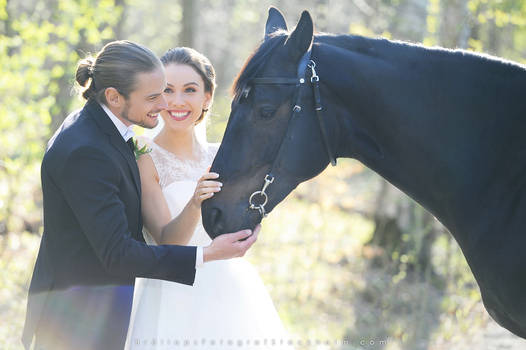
[136,136,169,188]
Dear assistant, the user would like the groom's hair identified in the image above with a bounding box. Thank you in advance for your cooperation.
[75,40,162,103]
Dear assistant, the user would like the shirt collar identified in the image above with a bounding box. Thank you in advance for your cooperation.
[100,103,135,142]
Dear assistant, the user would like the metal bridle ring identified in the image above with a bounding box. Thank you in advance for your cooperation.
[249,190,268,209]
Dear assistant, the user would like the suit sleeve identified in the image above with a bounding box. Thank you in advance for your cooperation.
[58,146,196,285]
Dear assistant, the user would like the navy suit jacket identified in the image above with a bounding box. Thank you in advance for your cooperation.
[22,100,197,349]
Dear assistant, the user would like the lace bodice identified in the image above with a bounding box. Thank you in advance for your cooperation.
[136,136,219,246]
[138,136,219,189]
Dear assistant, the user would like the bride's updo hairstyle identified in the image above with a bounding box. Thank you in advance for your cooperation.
[76,40,163,104]
[160,47,216,124]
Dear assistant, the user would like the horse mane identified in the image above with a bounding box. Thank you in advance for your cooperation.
[231,29,526,105]
[316,32,526,73]
[231,31,288,100]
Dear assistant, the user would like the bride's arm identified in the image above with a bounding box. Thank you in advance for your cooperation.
[137,154,179,244]
[138,154,221,245]
[161,171,221,245]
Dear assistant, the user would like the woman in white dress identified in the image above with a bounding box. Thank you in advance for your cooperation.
[125,47,289,349]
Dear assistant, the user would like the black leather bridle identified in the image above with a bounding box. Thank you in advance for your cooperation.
[244,50,337,218]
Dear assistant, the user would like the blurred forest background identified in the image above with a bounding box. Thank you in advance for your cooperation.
[2,0,526,349]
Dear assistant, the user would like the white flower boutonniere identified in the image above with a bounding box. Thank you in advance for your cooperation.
[132,138,152,160]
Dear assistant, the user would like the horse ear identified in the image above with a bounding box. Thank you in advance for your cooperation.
[285,11,313,62]
[265,7,287,40]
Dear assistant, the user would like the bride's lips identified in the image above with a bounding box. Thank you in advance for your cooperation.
[168,110,191,121]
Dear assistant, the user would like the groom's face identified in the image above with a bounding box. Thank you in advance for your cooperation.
[121,67,168,129]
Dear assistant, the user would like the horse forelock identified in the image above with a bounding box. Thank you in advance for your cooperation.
[231,32,288,102]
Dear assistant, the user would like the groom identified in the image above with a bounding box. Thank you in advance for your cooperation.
[22,40,259,350]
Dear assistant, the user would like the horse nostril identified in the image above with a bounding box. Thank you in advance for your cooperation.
[210,207,221,224]
[209,207,223,236]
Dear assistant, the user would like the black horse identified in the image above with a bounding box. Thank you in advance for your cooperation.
[202,7,526,338]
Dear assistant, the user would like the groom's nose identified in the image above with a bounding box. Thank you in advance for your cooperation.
[157,94,168,110]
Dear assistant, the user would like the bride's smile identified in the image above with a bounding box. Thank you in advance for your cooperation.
[168,109,192,121]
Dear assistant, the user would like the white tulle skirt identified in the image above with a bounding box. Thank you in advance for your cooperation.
[125,257,290,350]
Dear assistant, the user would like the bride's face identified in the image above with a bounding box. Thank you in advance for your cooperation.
[160,63,211,132]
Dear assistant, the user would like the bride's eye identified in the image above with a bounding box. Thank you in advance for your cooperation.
[185,87,197,93]
[164,87,173,94]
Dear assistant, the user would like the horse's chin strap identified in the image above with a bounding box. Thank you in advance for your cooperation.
[248,52,337,218]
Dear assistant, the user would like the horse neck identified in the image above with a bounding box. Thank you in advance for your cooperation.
[314,34,526,238]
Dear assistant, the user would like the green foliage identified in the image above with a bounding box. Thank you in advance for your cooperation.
[0,0,127,237]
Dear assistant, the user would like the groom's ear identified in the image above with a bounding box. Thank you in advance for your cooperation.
[105,87,123,108]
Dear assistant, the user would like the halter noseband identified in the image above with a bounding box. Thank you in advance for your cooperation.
[246,50,337,218]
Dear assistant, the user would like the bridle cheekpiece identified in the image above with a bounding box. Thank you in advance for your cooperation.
[246,50,336,218]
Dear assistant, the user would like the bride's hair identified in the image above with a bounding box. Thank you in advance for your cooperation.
[160,47,216,125]
[75,40,162,103]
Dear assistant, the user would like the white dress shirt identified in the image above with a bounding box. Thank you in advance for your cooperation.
[100,103,135,141]
[100,103,204,268]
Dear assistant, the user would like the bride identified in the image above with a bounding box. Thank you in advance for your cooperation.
[125,47,289,349]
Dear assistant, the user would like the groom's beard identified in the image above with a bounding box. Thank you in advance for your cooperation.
[121,101,159,129]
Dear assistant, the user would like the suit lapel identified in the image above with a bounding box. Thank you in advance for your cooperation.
[109,134,142,196]
[86,101,141,196]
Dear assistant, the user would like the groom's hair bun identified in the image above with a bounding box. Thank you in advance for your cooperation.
[75,40,162,103]
[76,57,96,99]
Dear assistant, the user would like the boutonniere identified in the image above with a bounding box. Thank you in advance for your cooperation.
[132,138,152,160]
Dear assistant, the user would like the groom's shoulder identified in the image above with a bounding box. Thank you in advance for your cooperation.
[45,103,106,163]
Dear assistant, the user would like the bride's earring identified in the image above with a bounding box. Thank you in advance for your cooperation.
[195,108,209,125]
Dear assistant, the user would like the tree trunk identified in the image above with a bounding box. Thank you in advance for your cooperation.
[180,0,196,47]
[113,0,128,40]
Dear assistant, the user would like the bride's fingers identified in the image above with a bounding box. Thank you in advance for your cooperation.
[196,185,221,196]
[198,180,222,188]
[199,172,219,181]
[196,183,221,192]
[196,190,220,199]
[198,192,214,201]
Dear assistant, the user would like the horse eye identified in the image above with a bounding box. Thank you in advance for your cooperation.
[242,86,251,99]
[260,107,276,119]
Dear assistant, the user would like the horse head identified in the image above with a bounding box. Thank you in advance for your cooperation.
[202,8,340,237]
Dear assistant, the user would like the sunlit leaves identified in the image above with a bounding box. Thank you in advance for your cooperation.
[0,0,128,242]
[424,0,440,47]
[0,0,6,20]
[464,0,526,58]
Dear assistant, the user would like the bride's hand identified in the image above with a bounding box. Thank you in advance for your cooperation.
[191,172,222,208]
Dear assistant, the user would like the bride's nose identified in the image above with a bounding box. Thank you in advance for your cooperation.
[172,91,186,107]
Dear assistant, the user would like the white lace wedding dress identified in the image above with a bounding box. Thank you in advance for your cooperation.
[125,137,289,350]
